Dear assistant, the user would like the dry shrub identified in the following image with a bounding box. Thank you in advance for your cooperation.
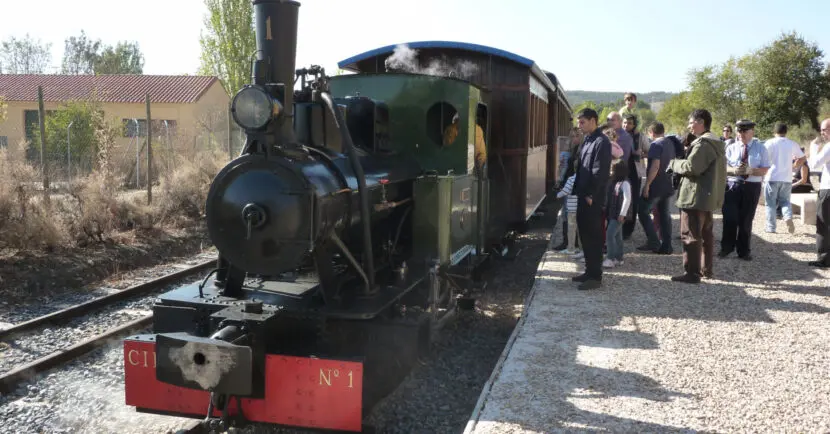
[0,140,68,249]
[155,147,225,225]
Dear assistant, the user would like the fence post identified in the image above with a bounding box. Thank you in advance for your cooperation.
[37,86,50,206]
[227,102,233,160]
[146,93,152,205]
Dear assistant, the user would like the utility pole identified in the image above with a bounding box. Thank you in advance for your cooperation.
[146,93,152,205]
[37,86,49,206]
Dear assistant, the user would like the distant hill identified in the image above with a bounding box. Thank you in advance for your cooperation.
[565,90,676,107]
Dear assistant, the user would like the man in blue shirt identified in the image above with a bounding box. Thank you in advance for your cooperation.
[637,122,676,254]
[719,119,770,260]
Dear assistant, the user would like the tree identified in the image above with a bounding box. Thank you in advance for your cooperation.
[61,30,101,75]
[742,31,829,131]
[0,34,52,74]
[94,41,144,74]
[30,99,105,169]
[686,57,747,129]
[657,91,697,135]
[198,0,256,94]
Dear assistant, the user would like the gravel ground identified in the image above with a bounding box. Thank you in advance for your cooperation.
[0,330,196,434]
[0,251,218,375]
[0,205,557,434]
[467,205,830,434]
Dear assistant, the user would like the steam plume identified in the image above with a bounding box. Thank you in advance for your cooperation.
[384,44,479,80]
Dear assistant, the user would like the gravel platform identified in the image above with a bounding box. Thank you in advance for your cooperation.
[465,205,830,434]
[0,251,217,375]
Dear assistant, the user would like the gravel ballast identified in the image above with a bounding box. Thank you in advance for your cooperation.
[466,206,830,433]
[0,251,217,376]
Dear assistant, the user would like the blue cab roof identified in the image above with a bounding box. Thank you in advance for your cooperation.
[337,40,535,71]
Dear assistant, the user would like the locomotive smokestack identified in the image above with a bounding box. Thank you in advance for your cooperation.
[252,0,299,118]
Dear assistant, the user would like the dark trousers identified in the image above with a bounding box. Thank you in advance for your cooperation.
[623,173,641,238]
[680,209,714,277]
[817,189,830,265]
[577,198,604,279]
[639,193,673,252]
[721,181,762,257]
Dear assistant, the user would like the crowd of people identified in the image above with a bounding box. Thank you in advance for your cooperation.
[553,93,830,291]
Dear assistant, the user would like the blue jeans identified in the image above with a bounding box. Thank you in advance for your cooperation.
[606,218,623,261]
[764,181,792,231]
[638,193,673,252]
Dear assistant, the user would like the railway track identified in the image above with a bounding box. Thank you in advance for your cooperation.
[0,258,216,395]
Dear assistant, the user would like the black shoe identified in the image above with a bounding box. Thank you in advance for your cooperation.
[717,250,731,258]
[552,243,567,251]
[572,273,591,282]
[671,273,701,284]
[578,279,602,290]
[653,248,673,255]
[636,244,658,251]
[738,255,752,261]
[808,261,830,268]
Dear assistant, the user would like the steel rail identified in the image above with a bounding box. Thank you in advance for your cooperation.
[0,258,216,341]
[0,314,152,394]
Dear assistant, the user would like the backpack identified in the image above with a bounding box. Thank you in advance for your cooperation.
[664,135,684,190]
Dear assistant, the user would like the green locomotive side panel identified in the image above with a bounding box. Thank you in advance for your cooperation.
[412,174,477,266]
[329,73,484,176]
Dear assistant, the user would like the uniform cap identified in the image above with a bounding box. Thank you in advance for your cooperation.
[735,119,756,131]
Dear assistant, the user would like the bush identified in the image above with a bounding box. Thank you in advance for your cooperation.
[0,140,68,250]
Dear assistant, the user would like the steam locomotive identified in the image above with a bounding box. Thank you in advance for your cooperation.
[122,0,572,432]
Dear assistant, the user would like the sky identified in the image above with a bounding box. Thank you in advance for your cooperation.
[2,0,830,94]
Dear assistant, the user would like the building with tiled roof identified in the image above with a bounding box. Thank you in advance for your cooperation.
[0,74,229,149]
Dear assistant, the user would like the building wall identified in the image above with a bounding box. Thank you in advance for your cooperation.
[0,81,229,151]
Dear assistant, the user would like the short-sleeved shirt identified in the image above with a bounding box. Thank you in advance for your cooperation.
[763,136,804,182]
[725,138,770,183]
[645,137,676,198]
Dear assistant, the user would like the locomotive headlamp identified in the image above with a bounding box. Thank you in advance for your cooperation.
[231,86,283,130]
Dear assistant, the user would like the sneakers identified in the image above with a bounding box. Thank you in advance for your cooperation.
[557,248,576,255]
[785,219,795,234]
[571,251,584,260]
[602,258,615,268]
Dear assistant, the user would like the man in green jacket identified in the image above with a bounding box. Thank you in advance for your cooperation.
[666,109,727,283]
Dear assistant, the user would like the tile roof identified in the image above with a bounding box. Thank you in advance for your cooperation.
[0,74,222,104]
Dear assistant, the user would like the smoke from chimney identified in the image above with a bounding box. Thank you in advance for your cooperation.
[384,44,478,80]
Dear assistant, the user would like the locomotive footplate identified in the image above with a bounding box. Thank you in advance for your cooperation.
[153,262,429,323]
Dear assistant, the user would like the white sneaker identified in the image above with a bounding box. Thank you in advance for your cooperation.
[615,259,624,266]
[602,258,615,268]
[557,248,575,255]
[786,219,795,234]
[571,251,584,259]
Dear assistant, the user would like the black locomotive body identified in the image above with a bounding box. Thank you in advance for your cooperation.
[122,0,571,432]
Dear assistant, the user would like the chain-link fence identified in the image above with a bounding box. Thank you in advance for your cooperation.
[18,100,246,194]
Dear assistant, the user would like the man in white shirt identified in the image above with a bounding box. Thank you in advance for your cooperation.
[763,122,806,234]
[808,118,830,268]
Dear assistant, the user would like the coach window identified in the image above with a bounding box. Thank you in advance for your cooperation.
[426,102,459,147]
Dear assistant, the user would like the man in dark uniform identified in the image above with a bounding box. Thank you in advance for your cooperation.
[720,119,770,260]
[573,108,612,290]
